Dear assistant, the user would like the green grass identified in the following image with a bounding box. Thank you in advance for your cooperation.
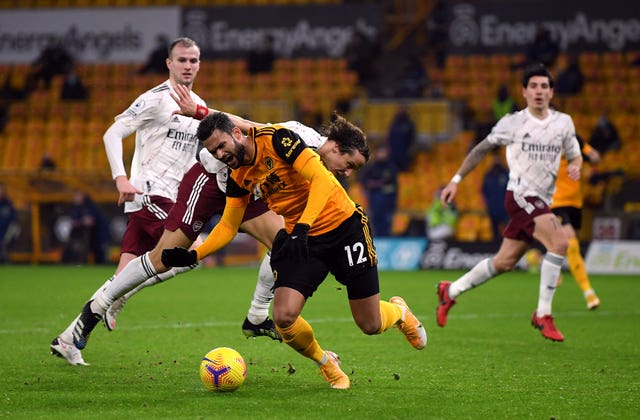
[1,265,638,419]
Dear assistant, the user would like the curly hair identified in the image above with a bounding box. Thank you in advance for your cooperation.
[322,112,370,162]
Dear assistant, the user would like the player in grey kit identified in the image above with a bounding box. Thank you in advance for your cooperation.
[436,64,582,342]
[50,37,207,365]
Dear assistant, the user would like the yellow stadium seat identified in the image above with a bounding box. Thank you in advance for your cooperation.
[445,55,467,71]
[478,214,494,242]
[8,102,27,120]
[455,213,479,242]
[2,136,25,170]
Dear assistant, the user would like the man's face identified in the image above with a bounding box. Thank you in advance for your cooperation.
[167,45,200,86]
[320,142,367,178]
[522,75,553,112]
[201,127,246,169]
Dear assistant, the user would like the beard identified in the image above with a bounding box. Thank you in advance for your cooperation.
[227,142,246,169]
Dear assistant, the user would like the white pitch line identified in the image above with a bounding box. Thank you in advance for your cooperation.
[1,309,636,335]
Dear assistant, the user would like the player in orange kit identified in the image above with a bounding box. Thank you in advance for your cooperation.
[162,112,427,389]
[551,135,601,309]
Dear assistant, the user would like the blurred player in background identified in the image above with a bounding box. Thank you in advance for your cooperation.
[50,37,206,365]
[162,112,426,389]
[551,135,601,310]
[436,64,582,342]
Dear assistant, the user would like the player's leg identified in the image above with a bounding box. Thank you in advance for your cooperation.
[533,212,568,315]
[331,208,426,350]
[531,212,568,341]
[52,253,134,352]
[238,208,283,339]
[563,221,600,309]
[50,252,138,365]
[349,292,426,350]
[273,285,350,389]
[90,225,187,320]
[100,228,196,329]
[104,247,198,331]
[105,163,224,330]
[62,200,171,353]
[58,250,137,340]
[238,253,282,340]
[269,238,348,388]
[437,234,527,327]
[272,286,324,362]
[244,254,273,325]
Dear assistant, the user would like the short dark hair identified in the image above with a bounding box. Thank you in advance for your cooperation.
[323,112,370,162]
[197,112,235,142]
[522,63,554,88]
[168,37,199,59]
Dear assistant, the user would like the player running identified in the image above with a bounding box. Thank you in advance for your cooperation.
[436,63,582,342]
[551,135,601,310]
[50,37,207,365]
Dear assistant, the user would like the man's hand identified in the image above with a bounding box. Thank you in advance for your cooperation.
[115,176,143,206]
[567,163,581,181]
[170,84,198,117]
[280,224,310,262]
[440,183,458,206]
[161,247,198,267]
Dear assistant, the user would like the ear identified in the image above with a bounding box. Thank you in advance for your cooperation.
[232,126,244,139]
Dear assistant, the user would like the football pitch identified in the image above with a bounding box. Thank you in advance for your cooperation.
[1,265,638,419]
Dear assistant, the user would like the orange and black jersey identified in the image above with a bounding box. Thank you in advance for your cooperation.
[226,125,356,235]
[552,136,593,209]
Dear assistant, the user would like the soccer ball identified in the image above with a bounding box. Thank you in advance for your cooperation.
[199,347,247,392]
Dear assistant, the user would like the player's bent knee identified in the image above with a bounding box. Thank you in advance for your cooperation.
[358,322,381,335]
[352,312,382,335]
[550,241,569,256]
[272,311,296,329]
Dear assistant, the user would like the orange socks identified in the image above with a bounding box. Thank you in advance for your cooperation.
[378,300,403,333]
[567,237,592,293]
[276,300,405,361]
[276,316,324,363]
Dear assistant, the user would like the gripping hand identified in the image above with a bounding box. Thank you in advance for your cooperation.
[281,224,310,262]
[161,247,198,267]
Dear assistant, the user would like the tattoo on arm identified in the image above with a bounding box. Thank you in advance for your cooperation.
[457,139,494,177]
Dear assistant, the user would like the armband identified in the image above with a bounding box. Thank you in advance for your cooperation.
[451,174,462,184]
[195,105,209,120]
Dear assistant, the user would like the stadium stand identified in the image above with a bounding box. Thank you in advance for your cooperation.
[1,1,639,261]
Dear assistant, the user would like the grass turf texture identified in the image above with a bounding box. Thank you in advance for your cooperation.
[1,265,638,419]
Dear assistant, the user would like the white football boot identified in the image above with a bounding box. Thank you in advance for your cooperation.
[50,336,88,366]
[104,295,128,331]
